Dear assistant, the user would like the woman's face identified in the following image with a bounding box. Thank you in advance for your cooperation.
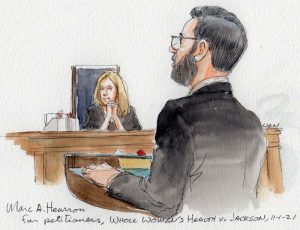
[99,78,117,105]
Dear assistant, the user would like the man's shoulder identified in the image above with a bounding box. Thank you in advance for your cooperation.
[163,95,195,109]
[163,91,261,124]
[162,92,217,112]
[163,98,182,111]
[160,97,190,118]
[158,96,202,127]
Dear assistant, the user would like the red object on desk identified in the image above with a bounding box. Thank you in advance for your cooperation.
[137,149,146,156]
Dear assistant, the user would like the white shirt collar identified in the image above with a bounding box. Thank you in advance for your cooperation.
[188,76,229,95]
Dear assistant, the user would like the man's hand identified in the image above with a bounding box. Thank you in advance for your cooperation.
[82,163,120,187]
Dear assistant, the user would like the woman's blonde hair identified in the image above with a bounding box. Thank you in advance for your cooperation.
[93,71,130,117]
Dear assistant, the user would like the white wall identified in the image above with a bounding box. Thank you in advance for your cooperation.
[1,0,300,229]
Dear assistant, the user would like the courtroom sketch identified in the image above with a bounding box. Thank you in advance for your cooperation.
[4,2,289,226]
[66,6,282,218]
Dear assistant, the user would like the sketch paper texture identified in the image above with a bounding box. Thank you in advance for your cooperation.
[1,0,300,229]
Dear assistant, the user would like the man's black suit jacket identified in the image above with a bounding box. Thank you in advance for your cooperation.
[108,82,266,218]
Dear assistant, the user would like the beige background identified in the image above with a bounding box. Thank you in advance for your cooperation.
[0,0,300,229]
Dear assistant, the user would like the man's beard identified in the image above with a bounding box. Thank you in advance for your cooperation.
[171,54,197,86]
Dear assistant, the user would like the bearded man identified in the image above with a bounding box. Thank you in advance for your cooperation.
[83,6,266,218]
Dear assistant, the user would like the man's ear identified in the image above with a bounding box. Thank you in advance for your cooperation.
[193,40,209,62]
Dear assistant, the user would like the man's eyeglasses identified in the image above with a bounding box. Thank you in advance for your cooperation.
[171,33,197,50]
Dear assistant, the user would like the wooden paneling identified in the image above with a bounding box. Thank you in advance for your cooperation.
[6,130,156,184]
[6,128,283,196]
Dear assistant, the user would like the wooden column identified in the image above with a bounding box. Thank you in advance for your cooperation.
[34,152,46,184]
[268,147,284,193]
[257,128,283,197]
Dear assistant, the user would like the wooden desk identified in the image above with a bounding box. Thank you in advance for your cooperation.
[6,130,155,184]
[65,154,151,215]
[6,128,283,194]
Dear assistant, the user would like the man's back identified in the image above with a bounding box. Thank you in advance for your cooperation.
[109,82,266,218]
[161,82,266,215]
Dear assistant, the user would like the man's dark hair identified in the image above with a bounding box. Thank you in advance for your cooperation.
[190,6,247,72]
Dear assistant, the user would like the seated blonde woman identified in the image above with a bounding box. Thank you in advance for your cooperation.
[82,71,142,131]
